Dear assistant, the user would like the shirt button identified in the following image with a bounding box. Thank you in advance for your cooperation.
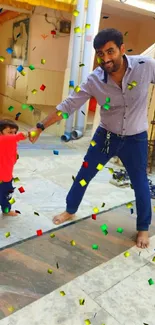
[124,117,126,119]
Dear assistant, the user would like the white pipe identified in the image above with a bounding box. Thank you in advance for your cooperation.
[61,0,85,142]
[0,4,32,14]
[72,0,103,139]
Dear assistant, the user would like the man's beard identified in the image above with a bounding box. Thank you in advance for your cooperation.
[100,60,121,74]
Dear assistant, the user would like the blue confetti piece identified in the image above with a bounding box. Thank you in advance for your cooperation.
[17,33,21,38]
[130,208,134,214]
[6,47,13,54]
[16,112,21,117]
[53,150,59,155]
[17,65,24,72]
[69,80,74,87]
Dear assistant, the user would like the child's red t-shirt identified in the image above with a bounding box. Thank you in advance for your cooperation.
[0,133,26,182]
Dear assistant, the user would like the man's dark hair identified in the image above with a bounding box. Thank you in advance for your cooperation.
[93,28,124,50]
[0,119,19,132]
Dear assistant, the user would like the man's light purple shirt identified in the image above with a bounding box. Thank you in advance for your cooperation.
[56,55,155,135]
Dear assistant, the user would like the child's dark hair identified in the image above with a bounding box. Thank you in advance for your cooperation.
[93,28,124,50]
[0,119,19,133]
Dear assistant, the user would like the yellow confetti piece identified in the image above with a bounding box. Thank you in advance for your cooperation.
[0,56,5,62]
[108,168,114,174]
[50,233,55,238]
[96,163,104,171]
[30,131,37,137]
[73,9,79,16]
[85,320,91,325]
[13,177,20,182]
[31,89,37,94]
[126,202,133,208]
[57,110,62,116]
[85,23,91,29]
[74,27,81,33]
[60,291,66,296]
[127,84,133,90]
[97,57,102,64]
[93,207,99,213]
[131,80,137,87]
[41,59,46,64]
[152,256,155,262]
[70,240,76,246]
[79,179,87,187]
[74,85,81,92]
[8,306,14,312]
[20,70,26,76]
[90,140,96,147]
[47,269,53,274]
[9,198,15,205]
[5,232,10,238]
[124,251,130,257]
[79,298,85,305]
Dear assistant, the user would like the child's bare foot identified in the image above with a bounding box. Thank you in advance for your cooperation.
[3,210,19,216]
[136,231,149,249]
[53,211,75,225]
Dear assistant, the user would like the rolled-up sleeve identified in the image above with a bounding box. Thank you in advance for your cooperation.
[56,77,92,116]
[149,58,155,84]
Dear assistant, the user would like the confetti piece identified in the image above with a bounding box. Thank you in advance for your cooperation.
[92,214,96,220]
[40,84,46,91]
[97,57,102,64]
[96,163,104,171]
[9,198,15,205]
[0,56,5,62]
[117,227,124,233]
[79,179,87,187]
[153,206,155,212]
[152,256,155,262]
[29,105,34,111]
[18,186,25,193]
[8,106,14,112]
[130,183,133,189]
[83,161,88,168]
[50,233,55,238]
[47,269,53,274]
[108,168,114,174]
[130,208,134,214]
[70,240,76,246]
[131,80,137,87]
[57,110,62,116]
[74,27,81,33]
[124,31,128,36]
[53,150,59,155]
[62,112,69,119]
[105,97,110,103]
[17,33,21,38]
[92,244,98,250]
[6,47,13,54]
[85,320,91,325]
[100,224,108,231]
[101,202,105,208]
[8,306,14,312]
[85,23,91,29]
[148,278,154,285]
[79,298,85,305]
[126,202,133,208]
[13,177,20,182]
[4,207,9,213]
[56,262,59,269]
[139,61,145,64]
[29,64,35,70]
[5,232,10,238]
[22,104,29,109]
[81,111,85,115]
[72,175,75,181]
[41,58,46,64]
[103,230,108,235]
[60,291,65,296]
[20,70,26,76]
[90,140,96,147]
[36,229,42,236]
[32,46,36,51]
[79,63,85,67]
[17,65,23,72]
[31,89,37,94]
[51,30,56,36]
[69,80,74,88]
[30,131,37,137]
[124,251,130,257]
[103,103,110,110]
[74,85,81,92]
[15,210,21,214]
[102,15,109,19]
[34,211,39,216]
[73,9,79,16]
[127,49,133,52]
[16,112,21,117]
[93,207,99,213]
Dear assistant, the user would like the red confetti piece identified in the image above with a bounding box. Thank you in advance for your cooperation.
[92,214,96,220]
[18,186,25,193]
[36,229,43,236]
[40,84,46,91]
[83,161,88,168]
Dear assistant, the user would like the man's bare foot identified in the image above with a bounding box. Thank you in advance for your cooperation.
[136,231,149,249]
[53,211,75,225]
[3,210,19,216]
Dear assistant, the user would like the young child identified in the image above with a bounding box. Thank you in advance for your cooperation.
[0,119,27,216]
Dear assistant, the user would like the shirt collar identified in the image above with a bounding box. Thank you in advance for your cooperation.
[102,54,132,84]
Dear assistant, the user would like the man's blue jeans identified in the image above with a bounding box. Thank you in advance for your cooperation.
[66,126,151,231]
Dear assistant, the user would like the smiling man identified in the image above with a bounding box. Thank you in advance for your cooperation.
[29,28,155,249]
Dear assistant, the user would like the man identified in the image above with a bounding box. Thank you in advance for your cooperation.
[29,28,155,249]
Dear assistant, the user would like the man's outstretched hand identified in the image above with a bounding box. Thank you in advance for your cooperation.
[28,128,42,143]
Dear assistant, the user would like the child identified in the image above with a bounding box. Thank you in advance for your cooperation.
[0,119,27,216]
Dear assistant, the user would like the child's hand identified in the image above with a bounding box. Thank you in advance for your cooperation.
[22,132,28,139]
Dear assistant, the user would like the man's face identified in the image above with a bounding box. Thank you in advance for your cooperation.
[96,41,125,74]
[2,127,17,135]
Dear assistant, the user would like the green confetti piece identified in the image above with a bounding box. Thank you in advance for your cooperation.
[62,112,69,119]
[29,64,35,70]
[34,211,39,216]
[8,106,14,112]
[105,97,110,103]
[50,233,55,238]
[29,105,34,111]
[103,103,110,110]
[5,232,10,238]
[117,227,124,233]
[3,207,9,213]
[79,63,85,67]
[100,224,108,231]
[101,202,105,208]
[103,230,108,236]
[79,299,85,305]
[22,104,29,110]
[148,278,154,285]
[92,244,98,250]
[47,269,53,274]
